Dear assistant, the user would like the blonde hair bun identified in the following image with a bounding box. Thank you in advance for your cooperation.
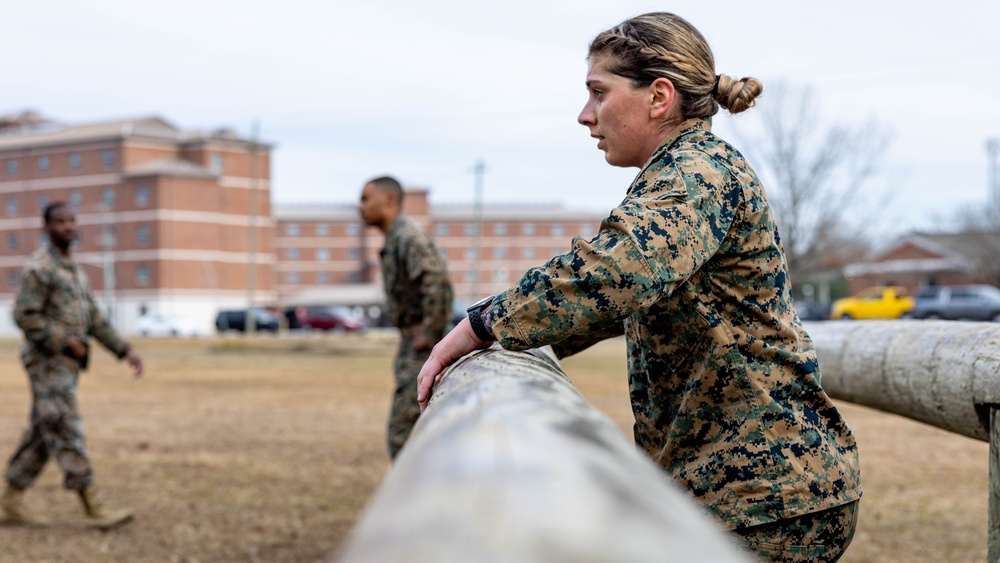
[715,74,763,114]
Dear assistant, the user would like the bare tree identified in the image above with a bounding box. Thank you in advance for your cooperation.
[734,83,892,294]
[951,203,1000,287]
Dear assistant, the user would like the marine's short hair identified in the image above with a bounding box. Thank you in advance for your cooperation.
[43,201,71,225]
[366,176,404,205]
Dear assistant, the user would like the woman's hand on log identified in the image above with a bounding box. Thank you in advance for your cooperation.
[417,318,488,412]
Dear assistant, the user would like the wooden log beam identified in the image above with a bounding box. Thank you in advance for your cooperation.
[807,320,1000,442]
[335,345,750,563]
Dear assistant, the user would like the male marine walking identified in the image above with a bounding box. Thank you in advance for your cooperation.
[359,177,453,459]
[1,202,143,530]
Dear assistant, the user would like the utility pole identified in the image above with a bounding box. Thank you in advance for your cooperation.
[245,121,260,335]
[471,160,485,302]
[102,202,115,325]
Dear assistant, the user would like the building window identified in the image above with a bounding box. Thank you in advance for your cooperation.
[524,247,535,259]
[465,271,476,282]
[286,223,299,236]
[287,272,299,284]
[137,225,150,246]
[552,223,564,236]
[465,248,478,259]
[494,247,506,259]
[7,233,19,252]
[70,191,82,208]
[316,248,330,261]
[346,224,360,236]
[102,149,114,168]
[37,194,48,211]
[465,223,478,236]
[494,223,507,235]
[102,188,116,208]
[316,223,329,236]
[5,197,17,216]
[37,232,46,249]
[523,223,535,235]
[5,159,16,177]
[580,224,595,237]
[494,269,508,283]
[287,248,299,260]
[347,272,361,283]
[552,247,564,256]
[317,272,330,284]
[435,224,448,236]
[210,153,223,175]
[135,185,150,207]
[347,248,360,260]
[37,156,49,173]
[69,152,81,171]
[136,264,150,286]
[7,270,18,288]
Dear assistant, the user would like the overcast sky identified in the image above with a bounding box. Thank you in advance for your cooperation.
[4,1,999,238]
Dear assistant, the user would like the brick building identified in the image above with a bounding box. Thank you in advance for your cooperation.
[273,191,605,319]
[0,111,274,336]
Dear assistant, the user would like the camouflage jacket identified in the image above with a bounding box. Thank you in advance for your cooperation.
[486,118,861,530]
[380,215,453,340]
[14,246,130,367]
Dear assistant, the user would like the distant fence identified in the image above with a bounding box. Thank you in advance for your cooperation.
[807,320,1000,560]
[334,344,749,563]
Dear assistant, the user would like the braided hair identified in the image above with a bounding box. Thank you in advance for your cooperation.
[588,13,762,118]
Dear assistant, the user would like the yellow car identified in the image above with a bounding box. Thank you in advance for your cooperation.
[830,286,914,320]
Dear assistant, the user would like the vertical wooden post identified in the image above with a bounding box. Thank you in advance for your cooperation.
[990,406,1000,562]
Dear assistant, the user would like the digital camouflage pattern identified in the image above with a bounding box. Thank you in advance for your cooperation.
[5,246,131,490]
[5,357,92,490]
[733,499,859,562]
[387,333,432,458]
[380,216,453,458]
[486,118,861,530]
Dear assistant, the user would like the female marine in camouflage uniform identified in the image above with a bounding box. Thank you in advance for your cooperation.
[418,12,861,562]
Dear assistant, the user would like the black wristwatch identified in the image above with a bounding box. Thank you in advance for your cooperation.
[466,295,495,342]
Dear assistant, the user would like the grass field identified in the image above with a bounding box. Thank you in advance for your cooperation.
[0,334,988,562]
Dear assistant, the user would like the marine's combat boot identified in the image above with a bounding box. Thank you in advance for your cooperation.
[0,482,48,526]
[78,484,133,530]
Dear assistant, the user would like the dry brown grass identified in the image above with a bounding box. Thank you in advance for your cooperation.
[0,335,988,562]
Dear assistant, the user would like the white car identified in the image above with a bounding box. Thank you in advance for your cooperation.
[136,314,207,338]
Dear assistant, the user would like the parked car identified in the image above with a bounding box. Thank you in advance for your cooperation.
[907,285,1000,321]
[830,286,914,320]
[136,314,207,337]
[794,300,831,321]
[286,306,366,332]
[215,309,281,333]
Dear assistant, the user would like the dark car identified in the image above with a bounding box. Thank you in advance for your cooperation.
[215,309,281,333]
[908,285,1000,321]
[286,306,366,332]
[794,300,831,321]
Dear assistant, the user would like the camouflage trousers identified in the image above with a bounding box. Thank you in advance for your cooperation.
[731,500,859,562]
[4,356,93,491]
[387,336,431,459]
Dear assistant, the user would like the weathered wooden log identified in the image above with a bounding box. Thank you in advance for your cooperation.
[807,320,1000,559]
[335,344,750,563]
[807,320,1000,442]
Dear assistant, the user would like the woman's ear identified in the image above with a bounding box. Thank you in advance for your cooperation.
[649,77,677,120]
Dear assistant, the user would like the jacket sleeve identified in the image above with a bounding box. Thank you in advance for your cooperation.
[488,156,740,351]
[405,234,452,338]
[13,267,67,354]
[86,288,130,358]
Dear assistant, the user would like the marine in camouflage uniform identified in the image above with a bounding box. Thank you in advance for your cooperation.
[6,245,133,491]
[479,119,860,554]
[2,202,141,529]
[380,215,453,458]
[360,177,453,459]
